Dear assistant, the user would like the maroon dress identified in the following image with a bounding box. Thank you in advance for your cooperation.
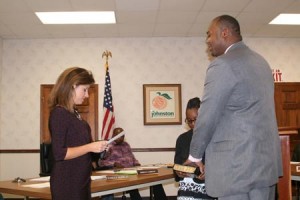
[49,106,93,200]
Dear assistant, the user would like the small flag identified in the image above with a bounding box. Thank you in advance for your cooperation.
[101,52,115,140]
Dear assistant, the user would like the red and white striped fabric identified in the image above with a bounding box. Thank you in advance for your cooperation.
[101,66,115,140]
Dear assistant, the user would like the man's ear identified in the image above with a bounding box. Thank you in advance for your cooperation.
[222,28,229,38]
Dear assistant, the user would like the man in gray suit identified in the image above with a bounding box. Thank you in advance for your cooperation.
[187,15,283,200]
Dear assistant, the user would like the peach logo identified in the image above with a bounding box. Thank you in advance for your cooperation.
[152,92,172,110]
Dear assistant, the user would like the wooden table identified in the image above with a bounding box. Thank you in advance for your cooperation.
[0,167,174,199]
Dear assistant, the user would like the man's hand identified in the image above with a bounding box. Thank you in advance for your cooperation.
[175,170,190,178]
[183,159,205,180]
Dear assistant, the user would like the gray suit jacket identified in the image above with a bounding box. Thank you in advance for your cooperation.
[190,41,283,197]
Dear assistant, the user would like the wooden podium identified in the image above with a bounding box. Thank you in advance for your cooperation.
[278,127,299,200]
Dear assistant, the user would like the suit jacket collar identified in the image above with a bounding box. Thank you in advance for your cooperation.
[226,41,245,53]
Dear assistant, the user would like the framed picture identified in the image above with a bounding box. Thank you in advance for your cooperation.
[143,84,182,125]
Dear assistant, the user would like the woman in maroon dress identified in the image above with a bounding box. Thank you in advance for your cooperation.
[48,67,107,200]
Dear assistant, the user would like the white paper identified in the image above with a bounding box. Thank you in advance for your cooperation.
[138,166,160,169]
[22,182,50,188]
[115,170,137,175]
[29,176,50,182]
[96,170,115,174]
[28,175,106,182]
[108,131,125,144]
[91,175,107,180]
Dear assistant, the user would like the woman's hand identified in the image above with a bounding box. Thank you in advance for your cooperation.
[65,140,108,160]
[90,140,108,153]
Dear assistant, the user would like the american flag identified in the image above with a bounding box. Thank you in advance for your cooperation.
[101,66,115,140]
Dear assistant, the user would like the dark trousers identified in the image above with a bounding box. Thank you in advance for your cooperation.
[129,184,167,200]
[101,184,167,200]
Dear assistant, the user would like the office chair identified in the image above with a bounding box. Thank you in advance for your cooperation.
[39,143,53,177]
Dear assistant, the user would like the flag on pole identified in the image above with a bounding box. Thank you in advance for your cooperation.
[101,51,115,140]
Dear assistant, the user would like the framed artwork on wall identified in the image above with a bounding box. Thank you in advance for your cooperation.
[143,84,182,125]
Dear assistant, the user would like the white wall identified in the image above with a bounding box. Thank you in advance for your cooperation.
[0,37,300,197]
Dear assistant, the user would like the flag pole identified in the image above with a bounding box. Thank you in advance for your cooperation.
[101,50,115,140]
[102,50,112,69]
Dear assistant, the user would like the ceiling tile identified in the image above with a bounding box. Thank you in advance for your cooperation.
[201,0,251,12]
[194,12,239,24]
[154,23,192,37]
[283,1,300,13]
[70,0,116,11]
[243,0,294,13]
[0,23,14,37]
[0,0,31,12]
[115,0,160,11]
[118,23,154,37]
[116,11,157,24]
[0,0,299,39]
[188,22,208,37]
[156,11,199,23]
[254,25,290,37]
[159,0,205,11]
[0,12,42,25]
[83,24,119,38]
[8,24,51,38]
[25,0,72,11]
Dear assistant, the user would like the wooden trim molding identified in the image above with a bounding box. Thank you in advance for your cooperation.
[278,126,300,132]
[0,148,175,154]
[132,148,175,152]
[0,149,39,153]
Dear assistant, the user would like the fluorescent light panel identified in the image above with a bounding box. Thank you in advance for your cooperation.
[35,11,116,24]
[269,14,300,25]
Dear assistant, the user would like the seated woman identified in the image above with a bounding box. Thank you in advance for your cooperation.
[99,127,167,200]
[174,97,216,200]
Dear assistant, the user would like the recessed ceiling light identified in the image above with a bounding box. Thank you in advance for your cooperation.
[35,11,116,24]
[269,14,300,25]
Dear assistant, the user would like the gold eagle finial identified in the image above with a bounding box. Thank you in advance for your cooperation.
[102,50,112,68]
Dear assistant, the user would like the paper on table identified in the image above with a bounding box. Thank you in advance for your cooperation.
[29,176,50,182]
[91,175,107,180]
[96,169,138,175]
[142,163,173,168]
[22,182,50,188]
[138,166,160,169]
[28,175,106,182]
[115,170,137,175]
[96,170,115,174]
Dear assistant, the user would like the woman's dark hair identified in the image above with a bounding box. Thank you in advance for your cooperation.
[186,97,201,110]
